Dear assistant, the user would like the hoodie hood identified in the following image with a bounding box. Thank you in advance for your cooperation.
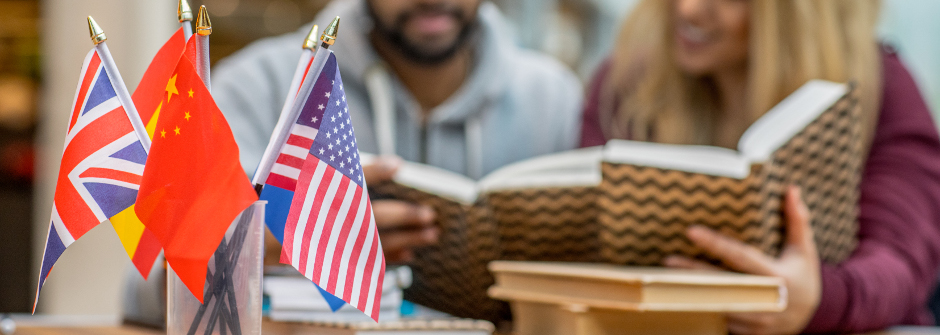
[212,0,582,180]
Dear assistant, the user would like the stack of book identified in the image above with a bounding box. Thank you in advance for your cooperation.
[263,266,411,323]
[262,317,494,335]
[487,261,785,335]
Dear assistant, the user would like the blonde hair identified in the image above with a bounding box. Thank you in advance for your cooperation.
[601,0,882,146]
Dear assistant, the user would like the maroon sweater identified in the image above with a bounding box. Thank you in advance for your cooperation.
[580,51,940,333]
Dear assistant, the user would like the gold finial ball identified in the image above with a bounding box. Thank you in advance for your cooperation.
[178,0,194,22]
[196,5,212,36]
[87,16,107,45]
[303,25,319,50]
[320,16,340,46]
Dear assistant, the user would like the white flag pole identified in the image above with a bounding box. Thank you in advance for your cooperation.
[194,5,211,91]
[251,18,339,190]
[88,16,151,152]
[251,25,318,188]
[179,0,194,41]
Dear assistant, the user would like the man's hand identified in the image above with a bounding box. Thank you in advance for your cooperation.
[663,186,821,335]
[363,156,440,263]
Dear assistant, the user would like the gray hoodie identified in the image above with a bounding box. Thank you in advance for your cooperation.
[212,0,583,179]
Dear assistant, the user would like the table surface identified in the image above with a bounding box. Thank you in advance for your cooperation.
[7,322,940,334]
[12,325,162,335]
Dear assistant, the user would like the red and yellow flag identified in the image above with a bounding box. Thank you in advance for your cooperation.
[111,28,186,279]
[134,39,257,302]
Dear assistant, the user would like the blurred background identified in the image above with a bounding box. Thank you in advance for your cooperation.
[1,0,938,318]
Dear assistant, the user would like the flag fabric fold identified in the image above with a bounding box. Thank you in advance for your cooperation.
[35,48,148,311]
[280,52,386,321]
[135,38,258,303]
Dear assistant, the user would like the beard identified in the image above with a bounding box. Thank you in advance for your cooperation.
[367,2,478,65]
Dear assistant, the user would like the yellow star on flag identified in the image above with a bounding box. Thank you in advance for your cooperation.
[174,126,181,135]
[185,112,191,120]
[188,89,194,98]
[161,129,166,138]
[165,74,179,103]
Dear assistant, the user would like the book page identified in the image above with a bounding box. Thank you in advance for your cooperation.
[479,147,604,192]
[360,153,478,204]
[393,162,478,204]
[738,80,847,161]
[603,140,751,179]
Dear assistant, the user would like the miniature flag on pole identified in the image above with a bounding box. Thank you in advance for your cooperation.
[109,27,188,279]
[254,24,320,243]
[135,37,257,303]
[35,18,150,311]
[280,51,386,321]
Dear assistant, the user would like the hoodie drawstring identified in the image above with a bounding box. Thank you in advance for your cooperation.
[365,63,397,156]
[365,63,489,179]
[465,111,485,180]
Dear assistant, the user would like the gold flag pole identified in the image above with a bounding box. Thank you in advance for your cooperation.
[178,0,194,41]
[88,16,152,152]
[250,17,339,189]
[195,5,212,91]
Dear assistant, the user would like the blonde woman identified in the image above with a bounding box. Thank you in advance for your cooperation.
[580,0,940,333]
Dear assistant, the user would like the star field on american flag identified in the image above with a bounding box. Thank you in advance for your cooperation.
[308,71,362,185]
[258,56,337,243]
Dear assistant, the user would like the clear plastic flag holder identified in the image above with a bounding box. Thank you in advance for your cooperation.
[167,200,266,335]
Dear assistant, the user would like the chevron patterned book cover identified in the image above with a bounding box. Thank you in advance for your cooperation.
[368,80,860,321]
[598,80,860,266]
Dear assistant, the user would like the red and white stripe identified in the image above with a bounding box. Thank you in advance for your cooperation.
[281,158,385,320]
[265,123,318,191]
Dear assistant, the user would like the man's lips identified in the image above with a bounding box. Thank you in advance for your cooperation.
[408,13,457,36]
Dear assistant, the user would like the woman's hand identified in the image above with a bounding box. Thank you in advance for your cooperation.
[664,186,821,335]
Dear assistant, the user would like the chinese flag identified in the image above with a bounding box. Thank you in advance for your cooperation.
[135,39,258,302]
[133,27,185,130]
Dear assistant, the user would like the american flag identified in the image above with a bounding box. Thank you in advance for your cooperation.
[35,49,147,310]
[258,55,333,243]
[280,53,385,321]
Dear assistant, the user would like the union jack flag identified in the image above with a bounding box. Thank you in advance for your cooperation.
[35,49,147,310]
[258,54,331,243]
[280,52,386,321]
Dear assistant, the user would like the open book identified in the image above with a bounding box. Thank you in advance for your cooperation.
[367,80,863,321]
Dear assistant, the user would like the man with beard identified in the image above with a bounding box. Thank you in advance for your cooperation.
[212,0,582,263]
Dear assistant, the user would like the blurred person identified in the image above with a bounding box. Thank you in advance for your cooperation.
[580,0,940,334]
[212,0,582,263]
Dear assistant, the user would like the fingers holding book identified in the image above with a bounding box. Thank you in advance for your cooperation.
[373,200,440,263]
[665,185,821,335]
[362,155,403,184]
